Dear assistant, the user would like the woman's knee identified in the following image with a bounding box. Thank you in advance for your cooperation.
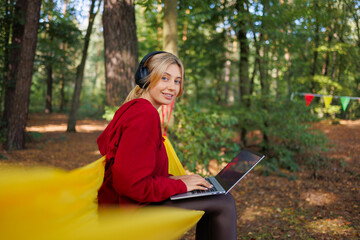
[218,193,236,211]
[200,193,237,217]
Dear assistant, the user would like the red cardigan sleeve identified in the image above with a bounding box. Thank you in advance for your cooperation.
[111,102,187,204]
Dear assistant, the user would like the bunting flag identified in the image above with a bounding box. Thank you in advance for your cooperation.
[293,92,360,111]
[340,97,351,111]
[323,96,333,109]
[305,94,314,106]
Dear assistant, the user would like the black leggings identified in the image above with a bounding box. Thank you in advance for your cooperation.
[152,193,237,240]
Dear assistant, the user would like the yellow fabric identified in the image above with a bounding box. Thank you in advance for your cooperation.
[74,207,203,240]
[0,155,203,240]
[164,135,186,176]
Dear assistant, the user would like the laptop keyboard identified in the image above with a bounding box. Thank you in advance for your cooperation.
[191,178,218,194]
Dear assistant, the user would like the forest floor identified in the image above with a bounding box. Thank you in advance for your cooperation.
[0,113,359,240]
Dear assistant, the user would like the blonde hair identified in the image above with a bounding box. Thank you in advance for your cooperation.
[123,52,184,104]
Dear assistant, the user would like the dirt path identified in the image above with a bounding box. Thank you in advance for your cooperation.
[0,114,359,239]
[0,114,107,170]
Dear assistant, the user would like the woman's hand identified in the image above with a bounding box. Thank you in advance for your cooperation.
[169,175,213,192]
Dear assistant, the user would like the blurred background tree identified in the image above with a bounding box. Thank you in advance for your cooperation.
[2,0,42,150]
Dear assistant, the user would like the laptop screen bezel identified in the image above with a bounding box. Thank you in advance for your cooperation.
[215,149,265,193]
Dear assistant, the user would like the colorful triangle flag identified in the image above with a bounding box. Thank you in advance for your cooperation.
[305,94,314,106]
[340,97,351,111]
[323,96,333,108]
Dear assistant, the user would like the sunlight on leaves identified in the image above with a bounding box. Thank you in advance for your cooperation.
[301,190,337,206]
[307,217,355,236]
[240,206,274,222]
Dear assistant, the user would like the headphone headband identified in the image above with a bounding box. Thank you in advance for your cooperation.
[135,51,167,89]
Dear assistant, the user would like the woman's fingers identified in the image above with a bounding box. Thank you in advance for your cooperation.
[171,174,213,192]
[193,175,212,189]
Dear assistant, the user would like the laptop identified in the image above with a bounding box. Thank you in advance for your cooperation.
[170,149,265,200]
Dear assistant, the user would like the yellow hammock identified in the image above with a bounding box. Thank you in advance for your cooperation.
[164,135,186,176]
[0,138,202,240]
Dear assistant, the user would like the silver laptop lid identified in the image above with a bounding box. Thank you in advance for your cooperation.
[215,149,265,193]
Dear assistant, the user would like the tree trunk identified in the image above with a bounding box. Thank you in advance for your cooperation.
[223,47,231,104]
[236,0,251,146]
[236,0,250,107]
[103,0,138,106]
[163,0,178,55]
[67,0,101,132]
[59,0,67,111]
[322,27,333,77]
[330,49,337,81]
[238,30,250,105]
[259,0,269,96]
[284,46,292,95]
[310,0,320,92]
[45,0,54,114]
[59,42,67,111]
[157,1,163,49]
[45,64,53,113]
[1,0,14,114]
[311,21,319,77]
[5,0,41,150]
[59,75,65,111]
[250,34,258,96]
[3,0,25,124]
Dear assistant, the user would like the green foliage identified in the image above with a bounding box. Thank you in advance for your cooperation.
[102,105,118,121]
[77,100,104,119]
[294,75,343,94]
[25,131,44,142]
[170,103,240,173]
[29,0,83,114]
[237,96,328,174]
[100,102,240,173]
[136,2,162,56]
[314,104,341,119]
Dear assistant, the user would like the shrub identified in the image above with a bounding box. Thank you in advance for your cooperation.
[237,96,328,175]
[170,104,240,173]
[102,105,118,121]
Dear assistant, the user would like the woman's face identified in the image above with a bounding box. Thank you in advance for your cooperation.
[143,64,182,109]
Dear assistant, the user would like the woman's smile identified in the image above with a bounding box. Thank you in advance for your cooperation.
[162,92,174,99]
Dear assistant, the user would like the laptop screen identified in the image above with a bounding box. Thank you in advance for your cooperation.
[215,149,264,192]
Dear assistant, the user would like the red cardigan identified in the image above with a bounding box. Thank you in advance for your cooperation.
[97,98,187,206]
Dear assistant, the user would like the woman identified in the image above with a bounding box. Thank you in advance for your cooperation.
[97,51,237,240]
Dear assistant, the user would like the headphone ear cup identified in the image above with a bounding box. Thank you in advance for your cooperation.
[135,65,146,88]
[135,65,149,88]
[135,51,167,89]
